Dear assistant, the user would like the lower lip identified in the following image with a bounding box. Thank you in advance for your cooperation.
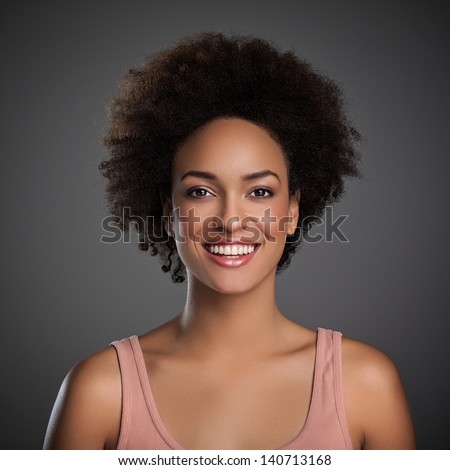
[202,245,260,268]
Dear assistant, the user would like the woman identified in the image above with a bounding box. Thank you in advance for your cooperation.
[44,31,415,450]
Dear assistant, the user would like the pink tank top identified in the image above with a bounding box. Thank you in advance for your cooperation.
[110,327,353,450]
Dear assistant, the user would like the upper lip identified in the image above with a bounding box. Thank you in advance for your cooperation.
[202,239,261,245]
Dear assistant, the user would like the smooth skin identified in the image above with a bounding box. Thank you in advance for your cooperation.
[44,118,415,450]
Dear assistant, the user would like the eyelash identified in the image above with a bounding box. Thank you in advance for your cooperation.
[186,187,274,199]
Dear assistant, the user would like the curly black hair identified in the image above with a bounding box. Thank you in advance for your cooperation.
[99,31,361,283]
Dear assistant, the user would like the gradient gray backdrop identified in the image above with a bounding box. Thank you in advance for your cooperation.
[1,1,449,450]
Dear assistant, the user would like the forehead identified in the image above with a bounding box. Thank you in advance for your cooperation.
[172,117,288,179]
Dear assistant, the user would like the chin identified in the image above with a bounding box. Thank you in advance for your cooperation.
[189,268,274,295]
[208,280,256,295]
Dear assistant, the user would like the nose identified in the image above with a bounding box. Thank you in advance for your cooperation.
[217,193,247,234]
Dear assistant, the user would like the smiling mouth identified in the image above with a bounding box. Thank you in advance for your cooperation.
[202,243,261,257]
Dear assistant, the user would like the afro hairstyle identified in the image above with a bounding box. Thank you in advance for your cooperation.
[99,31,361,283]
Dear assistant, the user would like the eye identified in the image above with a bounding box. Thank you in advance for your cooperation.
[250,188,274,198]
[186,187,214,198]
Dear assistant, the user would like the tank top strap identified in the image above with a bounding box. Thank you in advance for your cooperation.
[111,336,161,449]
[331,329,350,444]
[110,337,136,448]
[313,327,352,449]
[110,336,175,450]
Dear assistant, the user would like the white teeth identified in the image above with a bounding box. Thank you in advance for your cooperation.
[207,244,258,256]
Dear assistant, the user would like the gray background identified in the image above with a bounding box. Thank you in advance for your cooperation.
[1,1,449,450]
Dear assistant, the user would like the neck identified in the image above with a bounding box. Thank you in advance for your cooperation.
[174,270,289,359]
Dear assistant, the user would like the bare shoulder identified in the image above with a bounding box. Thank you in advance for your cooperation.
[341,336,401,385]
[64,345,121,404]
[43,345,121,449]
[341,335,416,449]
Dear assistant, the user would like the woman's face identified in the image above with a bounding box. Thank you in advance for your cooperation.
[162,117,300,294]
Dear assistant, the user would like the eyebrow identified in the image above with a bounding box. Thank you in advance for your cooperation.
[180,169,281,183]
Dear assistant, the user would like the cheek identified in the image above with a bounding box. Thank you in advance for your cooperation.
[261,203,292,240]
[171,199,204,242]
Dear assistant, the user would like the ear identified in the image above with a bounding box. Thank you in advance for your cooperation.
[160,191,173,237]
[287,189,300,236]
